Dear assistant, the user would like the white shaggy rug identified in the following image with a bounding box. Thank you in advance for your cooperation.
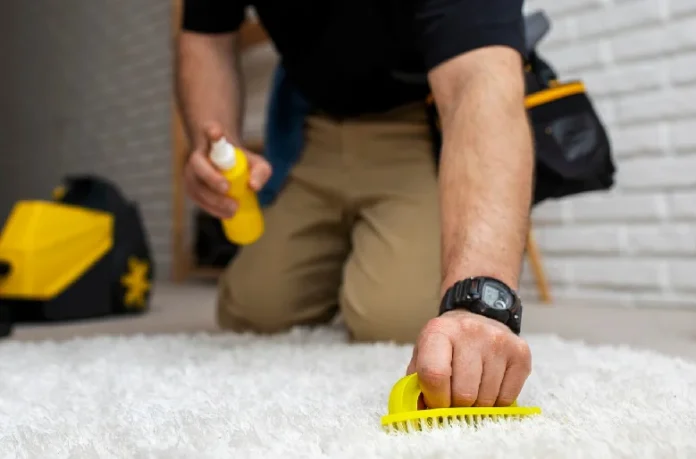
[1,326,695,459]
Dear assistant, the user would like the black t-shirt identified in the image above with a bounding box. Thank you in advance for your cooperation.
[182,0,525,117]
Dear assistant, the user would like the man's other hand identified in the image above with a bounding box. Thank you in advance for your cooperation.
[183,123,272,219]
[406,310,532,408]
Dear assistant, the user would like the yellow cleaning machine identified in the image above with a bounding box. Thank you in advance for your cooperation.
[0,175,154,337]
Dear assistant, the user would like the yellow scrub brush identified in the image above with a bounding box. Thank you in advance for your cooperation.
[381,373,541,432]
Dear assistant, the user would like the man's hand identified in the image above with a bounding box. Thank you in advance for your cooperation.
[406,310,532,408]
[184,123,272,219]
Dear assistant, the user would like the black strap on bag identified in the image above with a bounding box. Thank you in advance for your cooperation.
[424,10,616,206]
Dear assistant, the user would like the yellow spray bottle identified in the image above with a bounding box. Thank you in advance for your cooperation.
[209,137,264,245]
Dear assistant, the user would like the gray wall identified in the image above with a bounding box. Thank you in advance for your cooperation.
[0,0,174,277]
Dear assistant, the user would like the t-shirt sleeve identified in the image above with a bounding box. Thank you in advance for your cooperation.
[181,0,248,33]
[414,0,526,71]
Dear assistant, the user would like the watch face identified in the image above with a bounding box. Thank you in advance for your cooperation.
[481,283,510,310]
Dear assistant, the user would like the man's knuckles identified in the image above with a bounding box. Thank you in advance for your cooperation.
[421,317,454,336]
[456,316,487,337]
[516,339,532,358]
[416,364,452,387]
[486,327,512,352]
[513,340,533,372]
[418,312,532,363]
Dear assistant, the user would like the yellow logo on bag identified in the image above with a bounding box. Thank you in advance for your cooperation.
[120,256,150,308]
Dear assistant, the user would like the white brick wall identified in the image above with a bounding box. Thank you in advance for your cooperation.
[520,0,696,309]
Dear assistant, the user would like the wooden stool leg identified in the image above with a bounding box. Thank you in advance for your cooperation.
[526,229,552,304]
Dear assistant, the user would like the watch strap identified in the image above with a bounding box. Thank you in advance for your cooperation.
[439,277,522,335]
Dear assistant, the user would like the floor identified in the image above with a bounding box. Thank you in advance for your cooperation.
[7,282,696,361]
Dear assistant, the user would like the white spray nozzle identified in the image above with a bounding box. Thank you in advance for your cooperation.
[209,137,237,170]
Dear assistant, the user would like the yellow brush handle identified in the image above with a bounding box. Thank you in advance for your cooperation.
[388,373,421,414]
[388,373,518,414]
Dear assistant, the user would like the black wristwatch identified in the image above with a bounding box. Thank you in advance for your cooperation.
[439,277,523,335]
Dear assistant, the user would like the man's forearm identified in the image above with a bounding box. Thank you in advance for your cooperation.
[175,31,245,148]
[430,47,534,293]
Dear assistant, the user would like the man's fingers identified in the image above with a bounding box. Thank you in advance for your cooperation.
[247,152,273,191]
[194,178,238,218]
[416,327,453,409]
[190,151,229,193]
[184,168,237,219]
[450,341,482,407]
[496,342,532,406]
[496,363,527,407]
[474,357,506,407]
[187,186,236,219]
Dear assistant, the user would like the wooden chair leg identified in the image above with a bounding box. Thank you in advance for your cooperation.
[170,116,188,284]
[526,229,552,304]
[171,0,189,284]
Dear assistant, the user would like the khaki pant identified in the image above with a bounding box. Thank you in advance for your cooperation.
[217,102,441,343]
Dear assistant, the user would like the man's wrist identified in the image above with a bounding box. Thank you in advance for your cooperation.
[441,270,520,299]
[438,276,524,335]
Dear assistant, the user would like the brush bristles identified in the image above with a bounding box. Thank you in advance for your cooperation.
[383,413,525,433]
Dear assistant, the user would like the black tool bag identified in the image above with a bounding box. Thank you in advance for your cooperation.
[426,10,616,206]
[0,263,10,337]
[0,174,155,328]
[524,52,615,204]
[56,174,155,316]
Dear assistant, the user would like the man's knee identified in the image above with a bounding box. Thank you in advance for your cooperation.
[341,287,438,344]
[347,316,427,344]
[216,263,339,335]
[216,275,295,334]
